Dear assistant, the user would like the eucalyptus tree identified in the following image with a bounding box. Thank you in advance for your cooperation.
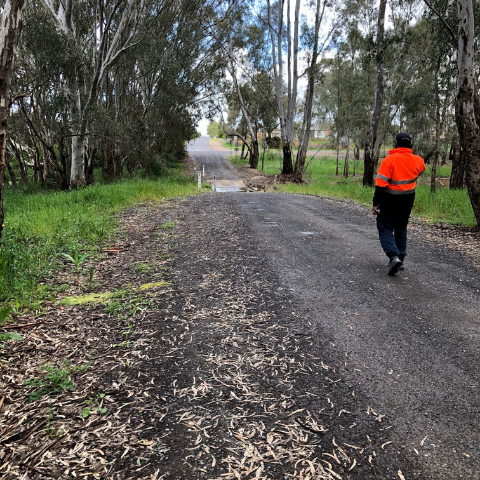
[104,0,224,176]
[362,0,386,186]
[455,0,480,224]
[421,0,480,223]
[293,0,342,181]
[37,0,150,187]
[0,0,26,238]
[320,27,373,177]
[212,2,279,169]
[9,2,76,189]
[264,0,338,177]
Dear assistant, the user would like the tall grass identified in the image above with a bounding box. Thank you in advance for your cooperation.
[0,171,199,309]
[231,152,476,227]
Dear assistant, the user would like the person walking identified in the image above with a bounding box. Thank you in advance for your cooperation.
[372,132,426,275]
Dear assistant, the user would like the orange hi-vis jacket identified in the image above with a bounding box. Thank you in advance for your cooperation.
[376,147,425,195]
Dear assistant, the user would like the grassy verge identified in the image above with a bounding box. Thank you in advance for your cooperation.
[0,169,201,310]
[231,152,476,227]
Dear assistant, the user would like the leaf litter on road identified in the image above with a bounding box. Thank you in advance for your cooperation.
[1,197,420,479]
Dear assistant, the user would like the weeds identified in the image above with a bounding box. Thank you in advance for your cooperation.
[45,407,66,439]
[162,220,175,230]
[117,323,133,348]
[82,393,107,418]
[24,360,88,403]
[0,307,23,349]
[61,250,89,270]
[134,262,157,273]
[1,171,197,309]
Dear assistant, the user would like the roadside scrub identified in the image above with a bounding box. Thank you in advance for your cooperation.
[231,153,476,227]
[0,171,197,311]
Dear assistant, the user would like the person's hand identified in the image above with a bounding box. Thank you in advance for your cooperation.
[372,206,379,216]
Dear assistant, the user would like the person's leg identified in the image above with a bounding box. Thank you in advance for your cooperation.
[376,209,400,258]
[393,201,414,261]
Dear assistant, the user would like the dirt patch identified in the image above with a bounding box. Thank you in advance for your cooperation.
[208,139,231,152]
[231,163,297,192]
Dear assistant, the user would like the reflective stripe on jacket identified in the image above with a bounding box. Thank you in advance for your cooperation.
[375,147,426,195]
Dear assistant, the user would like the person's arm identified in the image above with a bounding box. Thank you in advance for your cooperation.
[372,185,387,209]
[372,157,390,214]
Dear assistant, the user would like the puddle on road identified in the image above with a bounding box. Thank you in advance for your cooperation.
[209,179,248,192]
[298,231,317,235]
[214,186,248,192]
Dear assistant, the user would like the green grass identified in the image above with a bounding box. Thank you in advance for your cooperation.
[231,152,476,227]
[0,170,199,310]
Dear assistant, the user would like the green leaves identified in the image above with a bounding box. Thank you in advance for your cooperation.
[24,360,88,403]
[0,307,24,349]
[61,251,89,269]
[82,393,107,419]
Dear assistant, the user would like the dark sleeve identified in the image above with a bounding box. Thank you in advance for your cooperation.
[373,185,387,206]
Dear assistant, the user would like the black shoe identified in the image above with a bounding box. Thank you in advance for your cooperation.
[398,263,405,271]
[387,256,402,276]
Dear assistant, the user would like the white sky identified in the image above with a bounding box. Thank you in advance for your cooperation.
[198,118,210,136]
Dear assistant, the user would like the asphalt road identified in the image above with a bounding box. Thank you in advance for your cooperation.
[187,137,246,191]
[187,137,480,479]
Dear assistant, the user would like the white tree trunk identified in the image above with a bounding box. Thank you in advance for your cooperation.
[456,0,480,225]
[0,0,26,237]
[40,0,146,187]
[294,0,326,180]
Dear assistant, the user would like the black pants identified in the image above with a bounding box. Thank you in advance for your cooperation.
[376,193,414,259]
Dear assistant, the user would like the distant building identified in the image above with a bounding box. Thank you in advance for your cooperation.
[310,124,332,139]
[270,124,332,140]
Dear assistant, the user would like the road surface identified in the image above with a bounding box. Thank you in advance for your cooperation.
[187,136,247,191]
[184,137,480,479]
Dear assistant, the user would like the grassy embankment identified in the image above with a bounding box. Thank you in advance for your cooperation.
[0,165,204,310]
[231,151,476,227]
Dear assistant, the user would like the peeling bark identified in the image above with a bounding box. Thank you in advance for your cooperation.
[0,0,26,237]
[456,0,480,225]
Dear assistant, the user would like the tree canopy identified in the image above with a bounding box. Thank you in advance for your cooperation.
[2,0,480,225]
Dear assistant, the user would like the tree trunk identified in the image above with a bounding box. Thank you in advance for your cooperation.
[69,85,87,187]
[9,141,28,184]
[343,131,351,177]
[363,0,386,187]
[0,0,26,238]
[249,139,259,169]
[71,133,86,187]
[336,134,340,176]
[450,135,465,189]
[353,143,360,176]
[5,154,16,186]
[282,142,293,174]
[85,144,95,185]
[431,57,442,193]
[456,0,480,225]
[294,0,326,181]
